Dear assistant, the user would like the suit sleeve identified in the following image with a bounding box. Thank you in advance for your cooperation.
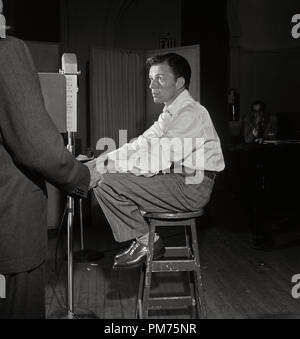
[0,38,90,198]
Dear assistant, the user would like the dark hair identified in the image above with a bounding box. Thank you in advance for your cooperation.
[146,53,192,90]
[251,100,266,112]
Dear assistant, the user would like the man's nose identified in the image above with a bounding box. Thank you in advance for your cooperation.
[149,79,158,89]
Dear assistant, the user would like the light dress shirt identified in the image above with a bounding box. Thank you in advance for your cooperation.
[97,90,225,184]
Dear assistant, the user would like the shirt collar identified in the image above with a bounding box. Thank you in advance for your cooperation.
[163,90,193,117]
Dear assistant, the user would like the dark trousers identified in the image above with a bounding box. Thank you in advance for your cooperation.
[0,263,46,319]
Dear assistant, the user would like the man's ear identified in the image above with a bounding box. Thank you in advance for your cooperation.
[176,77,185,90]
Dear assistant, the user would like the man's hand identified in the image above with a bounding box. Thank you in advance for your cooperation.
[253,128,259,138]
[84,159,103,189]
[254,138,264,144]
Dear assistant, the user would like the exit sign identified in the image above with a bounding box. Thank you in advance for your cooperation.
[159,34,177,49]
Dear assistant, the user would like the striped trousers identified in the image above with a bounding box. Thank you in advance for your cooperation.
[93,173,215,243]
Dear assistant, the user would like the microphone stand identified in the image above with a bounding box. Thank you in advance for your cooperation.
[66,133,75,319]
[60,54,101,319]
[62,134,100,320]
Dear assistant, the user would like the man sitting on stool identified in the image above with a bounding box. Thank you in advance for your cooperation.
[90,53,225,270]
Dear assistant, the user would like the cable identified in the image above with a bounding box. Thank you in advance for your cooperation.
[47,200,69,317]
[54,200,68,275]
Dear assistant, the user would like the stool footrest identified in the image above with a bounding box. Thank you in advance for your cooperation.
[165,247,191,257]
[148,296,195,310]
[152,260,195,272]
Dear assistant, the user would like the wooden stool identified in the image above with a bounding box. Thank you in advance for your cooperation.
[136,210,207,319]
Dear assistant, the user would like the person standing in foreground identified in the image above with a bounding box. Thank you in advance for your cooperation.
[0,0,101,319]
[92,53,225,270]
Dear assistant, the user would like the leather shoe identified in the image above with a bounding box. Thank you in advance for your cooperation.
[113,237,165,270]
[114,240,138,261]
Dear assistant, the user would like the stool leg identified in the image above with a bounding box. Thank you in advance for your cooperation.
[185,226,192,257]
[142,223,156,319]
[185,225,197,319]
[79,199,85,250]
[136,265,145,319]
[191,220,207,319]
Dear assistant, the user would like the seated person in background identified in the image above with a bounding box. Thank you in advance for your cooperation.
[243,100,278,144]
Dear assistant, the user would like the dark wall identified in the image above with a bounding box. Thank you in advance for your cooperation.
[182,0,230,145]
[228,0,300,120]
[3,0,60,42]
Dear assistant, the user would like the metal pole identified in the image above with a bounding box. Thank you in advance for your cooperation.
[67,195,74,319]
[67,131,75,319]
[79,199,84,251]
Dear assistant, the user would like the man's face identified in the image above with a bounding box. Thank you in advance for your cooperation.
[149,62,182,106]
[252,104,264,114]
[252,104,265,124]
[0,0,3,14]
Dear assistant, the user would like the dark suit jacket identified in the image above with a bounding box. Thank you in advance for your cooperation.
[0,37,90,274]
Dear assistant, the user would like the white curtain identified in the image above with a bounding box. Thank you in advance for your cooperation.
[90,48,146,154]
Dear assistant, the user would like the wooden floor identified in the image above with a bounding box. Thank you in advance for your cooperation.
[45,208,300,320]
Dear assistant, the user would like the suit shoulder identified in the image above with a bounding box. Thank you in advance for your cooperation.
[0,35,25,46]
[0,36,28,59]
